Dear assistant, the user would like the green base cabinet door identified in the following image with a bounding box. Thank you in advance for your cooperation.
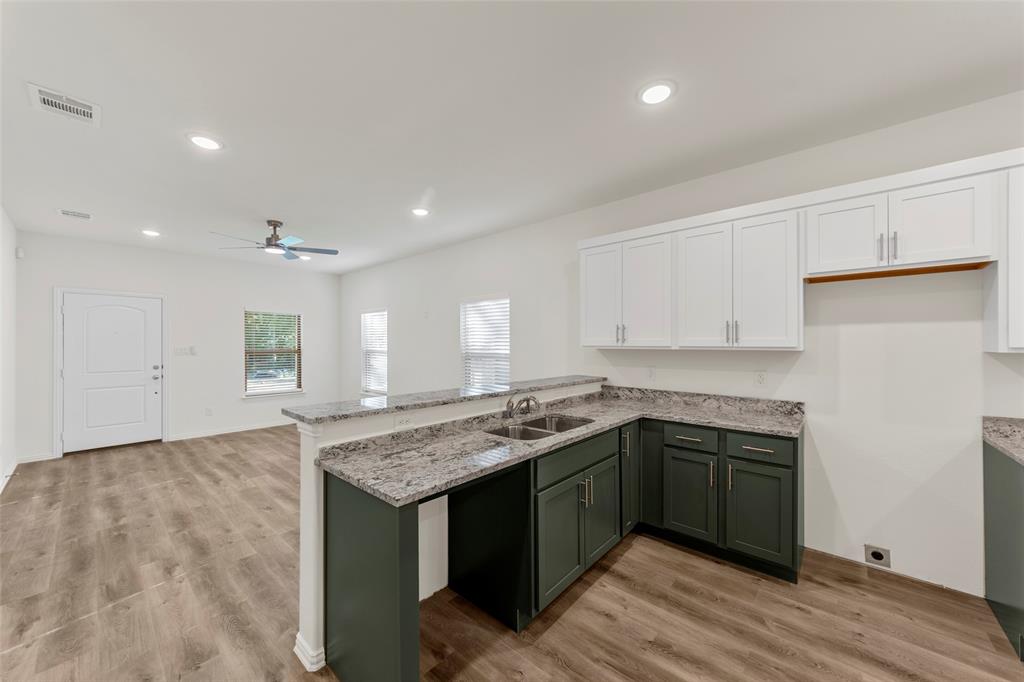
[725,458,793,567]
[663,448,718,543]
[621,422,641,535]
[536,474,586,610]
[584,455,622,567]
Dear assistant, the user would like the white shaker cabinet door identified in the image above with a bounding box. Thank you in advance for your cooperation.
[805,193,888,274]
[579,243,622,347]
[732,212,801,348]
[675,224,733,347]
[621,235,672,347]
[888,173,995,266]
[1009,167,1024,350]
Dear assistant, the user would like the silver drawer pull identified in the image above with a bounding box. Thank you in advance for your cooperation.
[741,445,774,454]
[675,435,702,443]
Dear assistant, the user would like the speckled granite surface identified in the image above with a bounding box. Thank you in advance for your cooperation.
[317,386,804,507]
[984,416,1024,467]
[282,375,606,424]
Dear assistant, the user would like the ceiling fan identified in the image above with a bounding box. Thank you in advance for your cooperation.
[211,219,340,260]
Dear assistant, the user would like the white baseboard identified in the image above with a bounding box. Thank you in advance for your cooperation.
[167,419,295,442]
[293,632,325,672]
[17,451,60,464]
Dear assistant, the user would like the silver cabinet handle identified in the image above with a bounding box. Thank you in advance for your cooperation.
[675,435,702,443]
[709,461,715,488]
[728,464,733,491]
[726,320,730,344]
[878,233,884,262]
[587,476,594,505]
[623,431,630,458]
[734,320,739,344]
[579,480,588,506]
[893,231,898,260]
[615,324,620,344]
[741,445,775,454]
[621,325,626,344]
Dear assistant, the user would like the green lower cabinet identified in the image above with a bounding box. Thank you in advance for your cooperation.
[725,458,794,567]
[536,474,586,611]
[663,448,718,543]
[584,455,621,567]
[620,422,641,535]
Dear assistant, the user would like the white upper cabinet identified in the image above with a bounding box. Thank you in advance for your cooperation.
[621,235,672,347]
[806,194,888,274]
[888,173,994,266]
[1008,168,1024,350]
[733,212,801,348]
[579,243,621,347]
[675,223,733,348]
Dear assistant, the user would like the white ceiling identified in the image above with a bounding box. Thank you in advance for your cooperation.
[3,1,1023,273]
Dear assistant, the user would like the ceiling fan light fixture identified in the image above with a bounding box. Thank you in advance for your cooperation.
[264,246,286,255]
[411,207,430,217]
[299,255,312,261]
[141,229,160,237]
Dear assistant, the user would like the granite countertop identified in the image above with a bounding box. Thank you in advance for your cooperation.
[282,374,606,425]
[317,386,805,507]
[983,416,1024,466]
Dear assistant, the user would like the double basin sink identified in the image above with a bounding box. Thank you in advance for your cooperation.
[485,414,594,440]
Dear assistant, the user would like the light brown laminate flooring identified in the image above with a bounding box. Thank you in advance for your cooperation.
[1,426,1020,681]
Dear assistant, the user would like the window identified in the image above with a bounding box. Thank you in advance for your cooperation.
[361,310,388,395]
[460,298,510,388]
[244,310,302,395]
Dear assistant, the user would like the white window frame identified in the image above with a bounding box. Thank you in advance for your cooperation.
[360,309,388,396]
[460,297,510,388]
[243,309,304,397]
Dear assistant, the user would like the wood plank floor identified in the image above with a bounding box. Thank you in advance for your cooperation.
[1,426,1020,681]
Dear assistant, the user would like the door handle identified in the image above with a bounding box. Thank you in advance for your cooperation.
[878,233,884,262]
[615,324,620,344]
[579,480,588,507]
[891,231,898,261]
[728,464,733,491]
[623,431,630,458]
[741,445,774,455]
[726,320,730,344]
[709,461,715,488]
[733,320,739,344]
[675,435,702,443]
[621,325,626,344]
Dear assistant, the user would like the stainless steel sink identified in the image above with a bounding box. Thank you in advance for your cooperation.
[520,415,594,433]
[484,425,556,440]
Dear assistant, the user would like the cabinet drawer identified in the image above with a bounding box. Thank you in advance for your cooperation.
[725,432,793,466]
[663,423,718,454]
[536,431,618,491]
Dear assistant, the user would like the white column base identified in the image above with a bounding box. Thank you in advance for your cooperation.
[293,632,326,672]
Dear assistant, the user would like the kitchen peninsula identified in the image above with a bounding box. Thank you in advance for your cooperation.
[283,376,805,681]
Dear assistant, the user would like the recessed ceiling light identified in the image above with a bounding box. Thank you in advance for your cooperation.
[299,255,312,261]
[411,207,430,217]
[188,134,223,151]
[141,229,160,237]
[265,246,286,255]
[639,81,674,105]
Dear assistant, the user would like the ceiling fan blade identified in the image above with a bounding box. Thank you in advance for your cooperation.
[218,246,263,250]
[278,235,304,247]
[210,230,263,245]
[288,246,339,255]
[281,248,300,260]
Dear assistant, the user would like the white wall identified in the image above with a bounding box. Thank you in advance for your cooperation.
[338,91,1024,596]
[0,208,17,490]
[16,231,343,459]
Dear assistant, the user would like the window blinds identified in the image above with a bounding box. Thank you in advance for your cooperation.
[460,298,510,388]
[361,310,388,394]
[244,311,302,395]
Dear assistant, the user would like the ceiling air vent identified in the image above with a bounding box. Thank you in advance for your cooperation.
[28,83,101,127]
[57,209,92,221]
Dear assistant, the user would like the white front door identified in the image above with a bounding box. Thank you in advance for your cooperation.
[62,292,163,453]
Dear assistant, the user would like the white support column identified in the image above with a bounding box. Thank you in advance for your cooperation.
[294,422,326,672]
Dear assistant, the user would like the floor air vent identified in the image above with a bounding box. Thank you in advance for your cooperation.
[28,83,101,126]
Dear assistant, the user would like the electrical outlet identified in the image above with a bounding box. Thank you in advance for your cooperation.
[754,370,767,386]
[864,544,891,568]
